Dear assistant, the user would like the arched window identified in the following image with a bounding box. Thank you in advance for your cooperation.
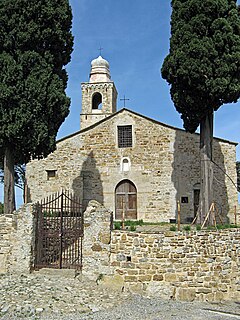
[121,157,131,172]
[115,180,137,220]
[92,92,102,110]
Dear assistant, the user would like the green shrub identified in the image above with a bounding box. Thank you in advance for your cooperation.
[196,224,201,231]
[170,225,176,231]
[125,220,143,227]
[114,221,121,230]
[217,223,238,229]
[229,224,238,228]
[183,225,191,231]
[129,225,136,231]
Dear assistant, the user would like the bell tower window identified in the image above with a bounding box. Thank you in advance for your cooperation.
[92,92,102,110]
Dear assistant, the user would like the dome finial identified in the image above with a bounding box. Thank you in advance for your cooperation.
[89,54,111,83]
[98,46,103,56]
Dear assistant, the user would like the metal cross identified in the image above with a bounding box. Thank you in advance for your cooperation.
[120,95,130,108]
[98,46,103,56]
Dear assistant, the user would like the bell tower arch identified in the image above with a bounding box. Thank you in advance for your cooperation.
[80,55,118,129]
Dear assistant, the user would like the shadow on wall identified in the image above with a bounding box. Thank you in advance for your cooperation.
[171,130,229,224]
[72,151,103,212]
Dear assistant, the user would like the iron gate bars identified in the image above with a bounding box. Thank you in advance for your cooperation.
[35,191,83,270]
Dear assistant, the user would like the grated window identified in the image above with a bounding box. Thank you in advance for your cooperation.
[118,125,132,148]
[46,170,57,180]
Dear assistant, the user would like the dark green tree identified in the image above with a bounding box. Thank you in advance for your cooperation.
[237,161,240,192]
[162,0,240,223]
[0,0,73,214]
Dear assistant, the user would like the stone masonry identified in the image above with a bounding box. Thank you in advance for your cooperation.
[1,201,240,304]
[0,204,36,274]
[26,54,238,224]
[26,109,238,224]
[110,229,240,302]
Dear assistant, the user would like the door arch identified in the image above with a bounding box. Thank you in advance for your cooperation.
[115,180,137,220]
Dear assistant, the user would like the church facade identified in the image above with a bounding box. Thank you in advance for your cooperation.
[26,56,238,223]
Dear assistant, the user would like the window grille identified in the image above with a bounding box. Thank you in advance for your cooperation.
[118,125,132,148]
[46,170,57,180]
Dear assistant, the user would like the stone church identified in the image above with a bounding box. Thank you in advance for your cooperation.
[26,55,238,223]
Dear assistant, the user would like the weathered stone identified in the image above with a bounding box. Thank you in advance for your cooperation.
[164,273,177,282]
[99,274,124,292]
[176,288,196,301]
[91,243,102,251]
[153,274,163,281]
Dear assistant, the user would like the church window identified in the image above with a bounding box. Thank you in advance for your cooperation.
[181,196,188,203]
[46,170,57,180]
[121,157,130,172]
[92,92,102,110]
[118,125,132,148]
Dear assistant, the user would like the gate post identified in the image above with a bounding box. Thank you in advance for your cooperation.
[82,200,112,280]
[9,204,37,274]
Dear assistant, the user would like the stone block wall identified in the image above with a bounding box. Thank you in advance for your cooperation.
[110,230,240,302]
[82,200,113,280]
[0,214,14,273]
[26,109,238,224]
[0,204,36,274]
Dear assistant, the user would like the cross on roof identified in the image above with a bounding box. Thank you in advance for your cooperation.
[98,46,103,56]
[120,95,130,108]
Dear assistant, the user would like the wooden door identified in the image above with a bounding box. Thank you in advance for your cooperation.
[115,180,137,220]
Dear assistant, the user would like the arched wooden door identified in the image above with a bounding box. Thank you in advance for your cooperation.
[115,180,137,220]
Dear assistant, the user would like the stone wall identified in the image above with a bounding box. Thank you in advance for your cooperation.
[110,229,240,302]
[26,109,238,224]
[0,204,36,274]
[1,200,240,303]
[0,214,14,273]
[82,200,113,280]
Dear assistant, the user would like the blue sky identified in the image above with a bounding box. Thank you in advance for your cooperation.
[1,0,240,207]
[58,0,240,163]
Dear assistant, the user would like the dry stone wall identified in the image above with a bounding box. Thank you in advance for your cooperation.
[110,229,240,302]
[0,204,36,274]
[1,200,240,303]
[0,214,14,273]
[82,200,113,280]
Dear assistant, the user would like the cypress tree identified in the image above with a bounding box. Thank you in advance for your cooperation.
[162,0,240,223]
[0,0,73,214]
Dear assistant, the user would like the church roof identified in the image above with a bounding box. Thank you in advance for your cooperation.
[57,108,238,146]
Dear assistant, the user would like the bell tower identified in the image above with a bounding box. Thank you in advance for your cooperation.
[80,55,118,129]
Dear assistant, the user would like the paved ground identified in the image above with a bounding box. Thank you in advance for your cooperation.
[0,272,240,320]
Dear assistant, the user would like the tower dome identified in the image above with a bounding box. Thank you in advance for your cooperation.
[89,55,111,83]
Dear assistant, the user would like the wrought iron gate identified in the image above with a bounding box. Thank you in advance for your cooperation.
[35,191,83,270]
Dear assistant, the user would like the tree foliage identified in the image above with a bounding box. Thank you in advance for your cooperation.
[0,0,73,213]
[161,0,240,133]
[0,203,3,214]
[0,164,26,190]
[237,161,240,192]
[0,0,73,163]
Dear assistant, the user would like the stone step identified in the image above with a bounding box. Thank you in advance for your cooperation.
[35,267,78,278]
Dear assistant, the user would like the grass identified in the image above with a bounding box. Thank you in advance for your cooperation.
[183,225,191,231]
[114,219,239,232]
